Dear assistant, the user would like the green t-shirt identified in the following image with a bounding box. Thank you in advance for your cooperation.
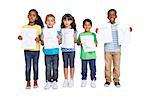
[77,32,97,60]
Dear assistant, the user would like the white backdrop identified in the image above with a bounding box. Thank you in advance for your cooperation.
[0,0,150,100]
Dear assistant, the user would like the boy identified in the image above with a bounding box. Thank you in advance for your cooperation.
[77,19,98,88]
[96,9,132,88]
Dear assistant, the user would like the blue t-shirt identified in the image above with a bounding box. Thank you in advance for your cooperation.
[42,28,60,55]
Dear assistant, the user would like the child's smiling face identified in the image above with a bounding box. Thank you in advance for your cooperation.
[28,11,37,23]
[83,21,92,33]
[108,10,117,24]
[45,16,55,28]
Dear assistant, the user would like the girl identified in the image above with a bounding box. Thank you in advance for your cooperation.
[18,9,44,89]
[60,14,77,87]
[41,14,61,90]
[77,19,97,88]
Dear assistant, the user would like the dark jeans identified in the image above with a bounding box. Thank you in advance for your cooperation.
[45,54,59,82]
[62,51,75,68]
[24,50,40,81]
[81,59,96,80]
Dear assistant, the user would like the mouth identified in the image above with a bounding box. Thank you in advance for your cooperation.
[110,18,114,20]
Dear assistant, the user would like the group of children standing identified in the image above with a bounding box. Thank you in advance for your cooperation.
[18,9,132,89]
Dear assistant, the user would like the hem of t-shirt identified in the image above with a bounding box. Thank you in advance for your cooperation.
[80,58,96,60]
[44,53,59,56]
[104,49,121,52]
[24,49,40,51]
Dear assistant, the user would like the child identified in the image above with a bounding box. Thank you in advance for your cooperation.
[60,14,77,87]
[77,19,98,88]
[41,14,61,90]
[96,9,132,88]
[18,9,44,89]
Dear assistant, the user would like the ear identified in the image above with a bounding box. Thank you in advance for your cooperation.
[116,15,117,18]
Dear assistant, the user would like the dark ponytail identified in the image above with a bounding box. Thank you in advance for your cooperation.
[29,9,44,28]
[36,15,44,28]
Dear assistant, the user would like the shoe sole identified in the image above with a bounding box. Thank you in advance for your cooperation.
[104,84,110,87]
[115,85,121,88]
[26,87,31,89]
[33,86,38,88]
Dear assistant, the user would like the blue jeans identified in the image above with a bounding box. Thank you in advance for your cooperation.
[24,50,40,81]
[45,54,59,82]
[81,59,96,80]
[62,51,75,68]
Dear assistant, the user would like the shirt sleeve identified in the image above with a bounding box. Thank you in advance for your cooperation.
[93,33,98,43]
[77,34,81,45]
[37,26,42,37]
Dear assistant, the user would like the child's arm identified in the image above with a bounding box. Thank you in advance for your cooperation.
[57,35,62,45]
[57,30,62,45]
[74,34,77,43]
[40,34,44,46]
[94,33,98,47]
[95,42,98,47]
[36,27,42,43]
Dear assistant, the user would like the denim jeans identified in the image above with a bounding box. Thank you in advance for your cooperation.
[81,59,96,80]
[45,54,59,82]
[62,51,75,68]
[24,50,40,81]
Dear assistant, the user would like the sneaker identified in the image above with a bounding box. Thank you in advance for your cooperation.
[33,80,38,88]
[63,80,69,87]
[91,80,96,88]
[44,82,52,90]
[114,82,121,88]
[68,80,74,88]
[81,80,87,87]
[104,82,110,87]
[26,81,31,89]
[52,81,58,89]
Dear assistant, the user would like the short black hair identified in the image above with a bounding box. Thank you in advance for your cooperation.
[107,9,117,16]
[83,19,92,26]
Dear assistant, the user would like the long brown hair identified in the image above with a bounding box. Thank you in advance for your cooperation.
[61,14,77,31]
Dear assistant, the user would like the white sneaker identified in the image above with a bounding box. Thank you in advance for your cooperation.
[44,82,52,90]
[52,81,58,89]
[68,80,74,88]
[81,80,87,87]
[63,80,69,87]
[91,80,96,88]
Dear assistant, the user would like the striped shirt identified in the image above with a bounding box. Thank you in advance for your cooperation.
[104,23,121,52]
